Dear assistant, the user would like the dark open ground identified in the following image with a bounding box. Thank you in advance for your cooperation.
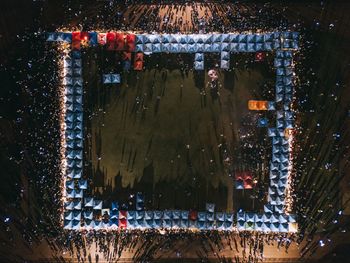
[83,50,275,212]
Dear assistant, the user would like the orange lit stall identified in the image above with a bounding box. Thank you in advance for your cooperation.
[248,100,268,110]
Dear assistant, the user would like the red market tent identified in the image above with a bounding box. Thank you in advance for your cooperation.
[189,210,198,221]
[119,218,127,229]
[72,31,81,50]
[126,34,136,52]
[106,32,116,50]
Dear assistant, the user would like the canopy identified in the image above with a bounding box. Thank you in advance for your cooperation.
[93,200,102,210]
[225,213,234,222]
[206,203,215,213]
[136,211,144,220]
[206,212,214,222]
[172,210,181,220]
[198,212,206,221]
[154,211,163,220]
[181,210,189,220]
[216,212,225,222]
[84,210,93,220]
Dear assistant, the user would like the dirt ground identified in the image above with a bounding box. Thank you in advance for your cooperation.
[83,51,274,212]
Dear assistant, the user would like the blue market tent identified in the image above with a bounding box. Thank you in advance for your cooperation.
[136,192,144,203]
[206,221,214,230]
[73,211,81,221]
[145,211,154,220]
[206,203,215,213]
[237,212,245,222]
[262,222,271,232]
[270,222,280,232]
[268,128,277,137]
[127,219,137,229]
[237,220,245,231]
[279,223,289,232]
[65,201,74,210]
[152,43,161,53]
[263,213,272,222]
[188,220,197,229]
[111,201,119,211]
[73,201,82,210]
[109,218,119,227]
[163,219,172,228]
[235,180,244,189]
[65,211,73,220]
[198,212,206,221]
[64,220,73,229]
[172,219,181,229]
[136,35,144,44]
[258,117,268,127]
[85,220,94,229]
[127,211,136,220]
[93,200,102,210]
[206,212,214,222]
[275,205,284,214]
[216,212,225,222]
[170,44,180,53]
[66,189,75,198]
[181,211,189,220]
[72,220,80,230]
[225,213,234,222]
[84,210,93,220]
[136,211,144,220]
[135,44,143,52]
[110,210,118,219]
[89,32,98,46]
[194,61,204,70]
[279,214,289,223]
[172,210,181,220]
[271,214,279,223]
[66,180,75,190]
[145,219,153,228]
[224,221,233,229]
[111,74,121,83]
[289,214,297,223]
[254,214,263,223]
[136,219,146,229]
[163,210,172,220]
[75,189,83,198]
[220,59,229,69]
[255,221,263,231]
[153,219,162,228]
[216,221,225,230]
[180,219,188,228]
[94,220,102,230]
[246,213,255,223]
[154,211,163,220]
[198,221,206,230]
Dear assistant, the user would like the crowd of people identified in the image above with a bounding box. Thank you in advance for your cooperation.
[42,229,297,262]
[0,0,349,262]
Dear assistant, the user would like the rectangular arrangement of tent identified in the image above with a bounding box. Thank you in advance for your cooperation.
[48,31,299,72]
[48,30,299,232]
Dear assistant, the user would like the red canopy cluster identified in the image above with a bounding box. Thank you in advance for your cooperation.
[189,210,198,221]
[255,52,265,62]
[118,210,127,229]
[235,171,254,189]
[104,32,136,52]
[134,52,144,71]
[71,31,92,50]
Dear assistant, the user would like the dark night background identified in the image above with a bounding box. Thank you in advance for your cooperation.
[0,0,349,262]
